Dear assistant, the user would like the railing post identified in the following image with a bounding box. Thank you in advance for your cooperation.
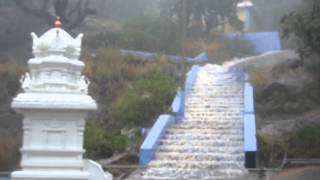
[243,73,257,168]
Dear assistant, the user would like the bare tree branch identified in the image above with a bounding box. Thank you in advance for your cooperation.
[12,0,55,25]
[54,0,69,24]
[68,0,95,29]
[12,0,94,30]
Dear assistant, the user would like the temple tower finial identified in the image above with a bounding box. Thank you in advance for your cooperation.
[54,16,62,28]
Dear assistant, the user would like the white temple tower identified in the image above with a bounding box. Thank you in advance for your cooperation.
[11,20,112,180]
[237,0,254,32]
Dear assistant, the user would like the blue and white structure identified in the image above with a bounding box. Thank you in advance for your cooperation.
[139,64,257,179]
[233,1,283,55]
[244,76,257,168]
[227,32,281,54]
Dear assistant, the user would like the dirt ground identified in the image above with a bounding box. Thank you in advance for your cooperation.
[271,166,320,180]
[125,166,320,180]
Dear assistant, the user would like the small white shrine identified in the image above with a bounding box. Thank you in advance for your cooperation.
[11,20,112,180]
[237,0,254,32]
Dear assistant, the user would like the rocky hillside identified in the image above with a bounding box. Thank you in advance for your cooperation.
[232,50,320,167]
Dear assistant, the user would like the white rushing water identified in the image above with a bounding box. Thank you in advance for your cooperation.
[143,64,247,180]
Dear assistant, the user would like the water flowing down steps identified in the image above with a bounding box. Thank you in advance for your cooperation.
[142,64,247,180]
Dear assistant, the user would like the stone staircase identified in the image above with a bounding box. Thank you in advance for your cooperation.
[142,65,247,180]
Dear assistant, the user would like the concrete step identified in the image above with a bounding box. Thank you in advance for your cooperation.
[183,116,242,120]
[165,128,242,135]
[143,167,245,180]
[171,122,243,129]
[163,133,242,140]
[157,142,243,151]
[180,116,243,120]
[167,126,243,132]
[148,160,244,169]
[154,152,244,161]
[159,139,243,147]
[166,126,243,133]
[161,136,243,143]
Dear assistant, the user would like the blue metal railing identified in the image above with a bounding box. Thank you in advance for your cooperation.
[139,115,175,166]
[243,80,257,152]
[139,65,200,166]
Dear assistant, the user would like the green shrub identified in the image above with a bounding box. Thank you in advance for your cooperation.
[112,73,178,127]
[84,118,144,159]
[84,119,113,159]
[285,124,320,158]
[82,48,181,159]
[257,124,320,167]
[0,62,24,170]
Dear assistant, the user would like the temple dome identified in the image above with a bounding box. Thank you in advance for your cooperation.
[237,0,254,8]
[37,28,74,43]
[19,27,89,94]
[31,28,83,59]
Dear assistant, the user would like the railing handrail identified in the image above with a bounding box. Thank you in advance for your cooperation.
[281,157,320,168]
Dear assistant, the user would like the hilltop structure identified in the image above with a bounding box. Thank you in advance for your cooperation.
[237,0,255,32]
[228,0,282,54]
[10,20,112,180]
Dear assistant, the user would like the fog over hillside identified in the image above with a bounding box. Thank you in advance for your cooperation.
[3,1,320,180]
[0,0,302,62]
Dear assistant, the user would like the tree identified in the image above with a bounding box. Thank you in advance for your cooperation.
[161,0,243,36]
[252,0,301,31]
[281,0,320,59]
[12,0,95,29]
[0,62,24,171]
[83,16,182,54]
[97,0,157,20]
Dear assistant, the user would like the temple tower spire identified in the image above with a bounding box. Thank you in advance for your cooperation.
[11,20,112,180]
